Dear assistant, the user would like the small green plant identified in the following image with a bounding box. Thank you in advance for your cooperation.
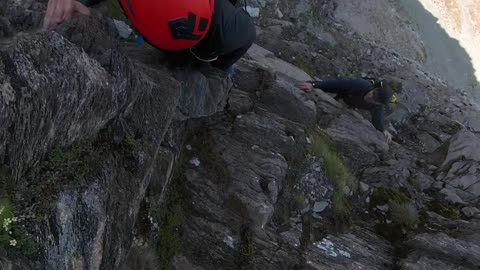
[310,130,357,194]
[0,198,38,255]
[0,199,16,247]
[124,133,139,151]
[309,129,357,230]
[441,120,463,135]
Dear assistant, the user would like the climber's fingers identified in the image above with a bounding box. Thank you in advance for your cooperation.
[43,0,90,30]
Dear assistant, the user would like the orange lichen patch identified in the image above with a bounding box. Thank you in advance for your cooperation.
[468,1,480,33]
[441,0,463,34]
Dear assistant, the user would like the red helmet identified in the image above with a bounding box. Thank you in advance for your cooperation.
[119,0,215,51]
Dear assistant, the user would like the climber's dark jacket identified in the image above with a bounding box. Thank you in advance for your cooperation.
[79,0,255,70]
[310,79,386,132]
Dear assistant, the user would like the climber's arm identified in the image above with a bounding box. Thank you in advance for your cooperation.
[371,105,392,144]
[43,0,95,30]
[299,79,360,94]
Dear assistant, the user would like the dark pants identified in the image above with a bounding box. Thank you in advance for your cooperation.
[211,42,252,70]
[192,0,256,70]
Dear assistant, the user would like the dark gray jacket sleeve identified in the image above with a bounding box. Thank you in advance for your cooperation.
[311,80,349,94]
[370,106,385,132]
[78,0,105,7]
[310,79,370,94]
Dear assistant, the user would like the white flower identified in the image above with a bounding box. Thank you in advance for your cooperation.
[3,218,11,227]
[11,217,17,222]
[9,239,17,247]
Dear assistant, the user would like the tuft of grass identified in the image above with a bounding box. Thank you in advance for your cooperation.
[309,129,357,230]
[236,225,253,270]
[332,192,352,231]
[370,187,410,206]
[443,120,463,135]
[370,188,419,242]
[46,145,97,181]
[158,205,183,270]
[310,130,357,194]
[390,201,419,230]
[156,154,188,270]
[124,132,140,152]
[426,200,460,220]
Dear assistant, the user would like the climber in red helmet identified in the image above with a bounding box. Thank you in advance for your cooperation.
[42,0,256,76]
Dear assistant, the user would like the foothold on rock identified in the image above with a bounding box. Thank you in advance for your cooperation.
[360,182,370,193]
[189,158,201,167]
[313,201,329,213]
[244,6,260,17]
[376,204,390,212]
[223,235,235,249]
[433,181,444,190]
[427,165,438,171]
[461,207,480,218]
[276,8,284,18]
[440,188,466,205]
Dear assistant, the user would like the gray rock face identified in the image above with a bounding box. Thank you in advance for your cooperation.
[325,113,388,169]
[436,129,480,203]
[0,31,121,177]
[462,207,480,218]
[400,256,470,270]
[0,11,230,270]
[313,201,329,213]
[0,0,45,37]
[299,157,334,204]
[405,233,480,267]
[440,129,480,171]
[303,226,393,269]
[413,172,434,191]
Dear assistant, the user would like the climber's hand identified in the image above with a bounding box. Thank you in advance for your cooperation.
[299,82,314,92]
[384,130,393,144]
[43,0,90,30]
